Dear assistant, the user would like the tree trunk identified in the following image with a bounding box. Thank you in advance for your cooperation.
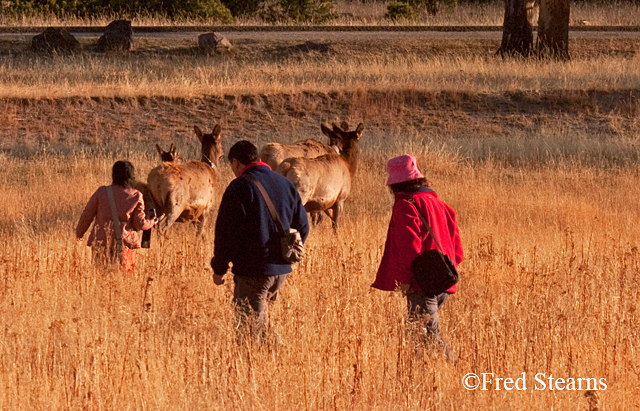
[498,0,533,57]
[537,0,570,60]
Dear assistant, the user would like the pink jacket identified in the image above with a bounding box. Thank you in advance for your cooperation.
[76,185,154,249]
[372,189,464,293]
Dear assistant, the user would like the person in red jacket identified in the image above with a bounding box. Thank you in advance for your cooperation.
[372,154,463,351]
[76,160,157,270]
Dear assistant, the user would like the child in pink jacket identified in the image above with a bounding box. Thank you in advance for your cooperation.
[76,161,156,268]
[372,154,463,353]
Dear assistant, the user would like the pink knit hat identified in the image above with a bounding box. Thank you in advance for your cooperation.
[386,154,424,186]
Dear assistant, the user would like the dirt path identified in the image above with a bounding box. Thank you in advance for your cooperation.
[3,28,640,42]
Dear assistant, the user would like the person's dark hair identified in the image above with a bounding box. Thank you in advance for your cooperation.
[112,160,136,188]
[228,140,259,165]
[389,177,429,194]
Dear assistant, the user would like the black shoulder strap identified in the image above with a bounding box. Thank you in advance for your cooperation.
[245,174,286,236]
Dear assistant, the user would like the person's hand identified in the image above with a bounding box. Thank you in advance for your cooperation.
[212,274,224,285]
[151,217,159,226]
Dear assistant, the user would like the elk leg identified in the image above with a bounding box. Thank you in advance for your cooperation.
[195,213,207,237]
[310,212,323,227]
[330,201,343,233]
[160,203,181,235]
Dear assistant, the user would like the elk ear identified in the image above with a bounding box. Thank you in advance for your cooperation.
[156,144,163,156]
[355,123,364,138]
[321,124,333,137]
[340,121,349,131]
[194,126,203,142]
[212,124,222,140]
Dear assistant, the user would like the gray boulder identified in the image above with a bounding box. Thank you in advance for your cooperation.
[198,32,232,52]
[31,28,81,54]
[97,20,133,52]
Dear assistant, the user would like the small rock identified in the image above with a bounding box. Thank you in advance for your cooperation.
[198,32,232,52]
[31,28,81,54]
[97,20,134,52]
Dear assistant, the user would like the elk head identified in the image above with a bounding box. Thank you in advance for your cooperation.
[194,125,223,169]
[155,143,180,163]
[332,122,364,175]
[321,123,344,153]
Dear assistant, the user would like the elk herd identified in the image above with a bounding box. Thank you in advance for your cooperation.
[142,121,365,236]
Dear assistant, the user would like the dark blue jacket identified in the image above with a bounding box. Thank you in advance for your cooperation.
[211,163,309,277]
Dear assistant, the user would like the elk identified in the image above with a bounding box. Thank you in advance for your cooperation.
[146,125,223,236]
[136,144,181,214]
[131,144,183,216]
[258,121,347,171]
[277,122,364,232]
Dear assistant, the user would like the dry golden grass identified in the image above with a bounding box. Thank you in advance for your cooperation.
[0,34,639,99]
[0,90,639,409]
[0,7,639,406]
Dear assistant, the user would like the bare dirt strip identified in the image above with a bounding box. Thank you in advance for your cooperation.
[0,90,637,155]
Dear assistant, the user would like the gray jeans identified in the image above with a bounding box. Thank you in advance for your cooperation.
[406,291,449,340]
[233,274,287,338]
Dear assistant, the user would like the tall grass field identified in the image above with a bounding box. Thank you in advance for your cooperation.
[0,6,639,409]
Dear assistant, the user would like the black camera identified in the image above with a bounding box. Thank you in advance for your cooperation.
[141,209,156,248]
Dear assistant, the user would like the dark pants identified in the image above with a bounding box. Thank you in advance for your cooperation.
[233,274,287,339]
[406,291,449,342]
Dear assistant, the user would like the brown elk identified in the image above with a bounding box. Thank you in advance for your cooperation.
[147,125,223,236]
[277,122,364,231]
[259,121,347,171]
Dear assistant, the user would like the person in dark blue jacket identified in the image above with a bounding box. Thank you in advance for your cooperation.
[211,140,309,338]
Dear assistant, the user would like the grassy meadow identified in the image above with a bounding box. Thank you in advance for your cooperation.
[0,7,640,410]
[0,91,639,410]
[0,31,639,98]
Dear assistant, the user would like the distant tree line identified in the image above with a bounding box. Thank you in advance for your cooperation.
[1,0,234,21]
[2,0,636,24]
[0,0,338,23]
[385,0,640,20]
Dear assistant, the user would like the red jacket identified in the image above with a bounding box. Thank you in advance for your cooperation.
[372,188,463,293]
[76,185,154,249]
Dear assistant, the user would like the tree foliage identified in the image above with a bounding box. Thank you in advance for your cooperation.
[2,0,234,21]
[386,0,458,19]
[220,0,262,17]
[409,0,458,15]
[256,0,337,23]
[385,2,420,20]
